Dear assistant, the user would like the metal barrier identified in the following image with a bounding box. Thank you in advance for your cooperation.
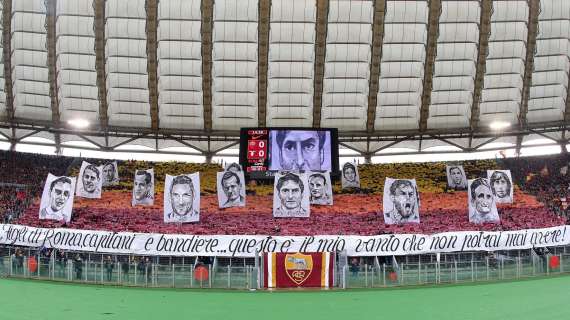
[0,246,260,290]
[342,248,570,288]
[1,245,569,290]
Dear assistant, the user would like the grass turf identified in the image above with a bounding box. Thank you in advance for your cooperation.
[1,276,569,320]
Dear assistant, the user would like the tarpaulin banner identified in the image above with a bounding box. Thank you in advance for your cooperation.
[0,224,568,258]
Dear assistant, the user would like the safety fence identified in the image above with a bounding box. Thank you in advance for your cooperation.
[1,245,569,290]
[0,246,259,289]
[342,246,570,288]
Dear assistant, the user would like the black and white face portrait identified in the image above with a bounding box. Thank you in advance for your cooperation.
[164,173,200,223]
[308,171,333,206]
[487,170,513,203]
[273,172,310,218]
[446,165,467,190]
[76,161,103,199]
[217,171,246,208]
[39,173,76,223]
[341,162,360,189]
[102,162,119,186]
[224,162,243,172]
[269,130,331,171]
[468,178,500,224]
[132,169,154,206]
[383,178,420,224]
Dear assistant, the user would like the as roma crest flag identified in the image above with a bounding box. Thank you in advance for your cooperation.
[263,252,335,288]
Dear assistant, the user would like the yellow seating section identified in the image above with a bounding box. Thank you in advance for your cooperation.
[71,159,500,195]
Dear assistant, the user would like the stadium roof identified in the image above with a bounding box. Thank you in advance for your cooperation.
[0,0,569,159]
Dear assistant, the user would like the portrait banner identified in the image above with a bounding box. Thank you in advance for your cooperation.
[132,169,155,206]
[164,173,200,223]
[224,162,243,172]
[102,161,119,186]
[217,171,246,208]
[383,178,420,224]
[39,174,77,223]
[76,161,103,199]
[2,224,568,258]
[468,178,500,224]
[446,164,467,190]
[273,171,310,218]
[308,171,333,205]
[341,162,360,189]
[487,170,514,203]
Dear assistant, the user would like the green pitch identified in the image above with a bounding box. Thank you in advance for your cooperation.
[1,276,569,320]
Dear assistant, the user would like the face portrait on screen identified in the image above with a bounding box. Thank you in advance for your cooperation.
[389,180,417,221]
[82,165,100,193]
[134,171,152,201]
[169,175,194,217]
[471,178,494,216]
[276,131,326,171]
[490,171,511,200]
[49,177,72,212]
[103,163,116,183]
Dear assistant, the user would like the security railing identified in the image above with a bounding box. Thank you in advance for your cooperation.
[1,245,569,290]
[0,246,260,290]
[341,247,570,288]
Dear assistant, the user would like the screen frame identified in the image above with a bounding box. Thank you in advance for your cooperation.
[239,127,339,180]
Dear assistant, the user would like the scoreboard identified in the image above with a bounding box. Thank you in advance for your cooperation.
[245,129,269,172]
[239,127,339,180]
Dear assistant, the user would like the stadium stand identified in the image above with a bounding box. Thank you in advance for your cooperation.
[1,150,568,235]
[15,190,564,235]
[0,151,73,187]
[505,154,570,219]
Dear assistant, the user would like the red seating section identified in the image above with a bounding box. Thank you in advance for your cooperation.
[3,150,570,235]
[16,189,565,236]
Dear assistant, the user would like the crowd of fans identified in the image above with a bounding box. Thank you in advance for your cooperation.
[0,187,31,223]
[0,151,73,222]
[0,151,73,187]
[505,153,570,220]
[1,150,570,235]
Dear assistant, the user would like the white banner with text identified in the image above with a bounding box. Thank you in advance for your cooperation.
[0,224,568,257]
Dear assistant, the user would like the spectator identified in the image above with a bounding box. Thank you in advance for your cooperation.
[137,257,146,282]
[144,257,152,283]
[104,255,114,282]
[74,254,83,280]
[349,257,360,277]
[121,256,131,281]
[135,257,153,284]
[0,250,4,275]
[12,249,24,274]
[55,250,67,278]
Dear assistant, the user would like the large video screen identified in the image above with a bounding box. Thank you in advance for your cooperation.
[239,128,339,179]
